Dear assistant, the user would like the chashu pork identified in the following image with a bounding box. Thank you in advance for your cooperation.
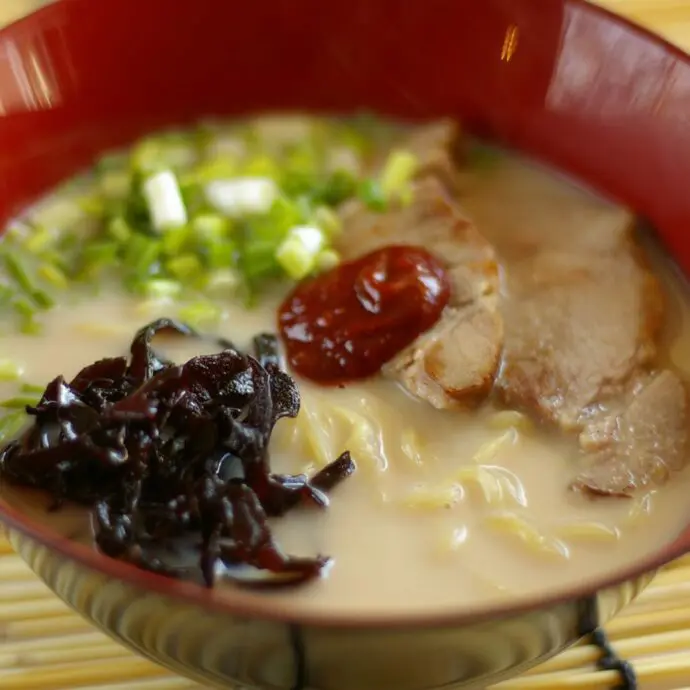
[460,159,690,495]
[337,175,503,409]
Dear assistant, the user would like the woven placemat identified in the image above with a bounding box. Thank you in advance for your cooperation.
[0,533,689,690]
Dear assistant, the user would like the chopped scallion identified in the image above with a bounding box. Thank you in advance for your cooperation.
[166,254,202,281]
[20,317,42,336]
[99,169,131,201]
[24,226,54,254]
[107,216,133,243]
[161,226,190,256]
[38,263,69,289]
[142,170,188,232]
[0,410,30,442]
[3,253,53,308]
[0,360,23,381]
[142,279,183,299]
[205,177,278,218]
[205,241,236,270]
[20,382,46,394]
[380,149,418,200]
[124,236,160,279]
[3,254,36,296]
[205,269,240,293]
[31,288,54,310]
[315,248,341,273]
[0,395,39,409]
[11,296,35,318]
[192,213,230,241]
[81,241,120,279]
[313,169,357,206]
[358,178,387,211]
[242,155,281,180]
[178,301,222,328]
[313,206,342,237]
[276,225,325,280]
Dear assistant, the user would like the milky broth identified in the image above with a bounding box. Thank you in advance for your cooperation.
[2,152,690,616]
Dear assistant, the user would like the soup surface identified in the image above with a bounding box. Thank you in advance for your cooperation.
[0,116,689,616]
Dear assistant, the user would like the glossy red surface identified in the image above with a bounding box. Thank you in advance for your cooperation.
[1,0,690,628]
[279,245,450,383]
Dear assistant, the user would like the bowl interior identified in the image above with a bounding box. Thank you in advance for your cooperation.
[0,0,690,628]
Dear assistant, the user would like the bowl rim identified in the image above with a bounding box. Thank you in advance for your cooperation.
[2,0,690,630]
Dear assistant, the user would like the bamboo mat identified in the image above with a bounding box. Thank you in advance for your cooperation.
[3,539,690,690]
[0,1,690,690]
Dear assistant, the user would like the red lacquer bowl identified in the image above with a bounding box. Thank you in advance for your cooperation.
[1,1,690,689]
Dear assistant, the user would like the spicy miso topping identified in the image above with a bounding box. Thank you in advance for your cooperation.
[278,245,451,384]
[0,319,354,587]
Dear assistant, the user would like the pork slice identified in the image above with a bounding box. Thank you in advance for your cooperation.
[460,157,637,258]
[460,161,665,428]
[460,158,689,494]
[497,248,664,429]
[337,177,502,409]
[572,371,690,496]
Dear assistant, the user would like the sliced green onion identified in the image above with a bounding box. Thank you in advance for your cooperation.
[30,288,53,310]
[242,240,280,279]
[124,235,160,279]
[20,316,42,336]
[242,155,281,180]
[20,382,45,394]
[11,296,35,318]
[315,248,341,273]
[142,170,188,232]
[313,205,342,237]
[131,134,198,173]
[205,241,236,270]
[380,149,418,200]
[24,226,55,254]
[79,195,106,218]
[3,254,36,296]
[327,146,361,176]
[142,279,183,299]
[205,268,240,293]
[80,241,120,279]
[276,225,325,280]
[205,177,278,218]
[313,169,357,206]
[129,139,166,174]
[0,410,30,442]
[166,254,202,281]
[30,196,86,233]
[187,157,238,186]
[0,360,23,381]
[192,213,230,241]
[99,168,131,200]
[0,395,39,409]
[107,216,134,243]
[0,285,13,306]
[38,263,69,289]
[7,258,53,307]
[161,226,190,256]
[249,196,304,244]
[4,252,55,308]
[178,301,222,328]
[358,178,387,211]
[84,241,120,263]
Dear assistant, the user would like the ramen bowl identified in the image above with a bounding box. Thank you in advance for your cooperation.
[1,1,690,689]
